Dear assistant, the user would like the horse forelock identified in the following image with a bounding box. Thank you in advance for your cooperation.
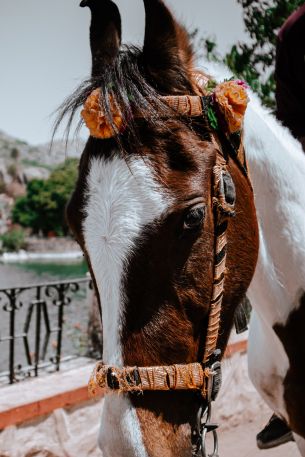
[53,45,206,151]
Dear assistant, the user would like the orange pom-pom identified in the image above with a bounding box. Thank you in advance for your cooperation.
[214,81,249,134]
[81,89,124,139]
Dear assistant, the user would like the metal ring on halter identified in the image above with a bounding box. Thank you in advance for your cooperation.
[192,355,222,457]
[199,404,219,457]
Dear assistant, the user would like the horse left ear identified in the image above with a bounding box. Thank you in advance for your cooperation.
[142,0,194,91]
[81,0,122,77]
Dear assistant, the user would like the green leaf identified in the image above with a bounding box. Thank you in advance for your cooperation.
[197,0,305,111]
[207,106,219,131]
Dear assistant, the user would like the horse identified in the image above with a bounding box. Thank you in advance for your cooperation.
[56,1,258,455]
[204,61,305,454]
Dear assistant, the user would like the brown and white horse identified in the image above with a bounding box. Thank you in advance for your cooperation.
[58,1,258,455]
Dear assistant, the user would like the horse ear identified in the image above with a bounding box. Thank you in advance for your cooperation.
[143,0,194,90]
[80,0,122,77]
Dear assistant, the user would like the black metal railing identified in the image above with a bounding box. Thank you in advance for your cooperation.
[0,277,92,385]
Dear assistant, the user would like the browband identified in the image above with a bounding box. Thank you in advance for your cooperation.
[81,78,249,141]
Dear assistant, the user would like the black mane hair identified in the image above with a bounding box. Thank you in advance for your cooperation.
[52,45,174,149]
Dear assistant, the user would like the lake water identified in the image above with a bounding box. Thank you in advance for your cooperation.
[0,259,88,288]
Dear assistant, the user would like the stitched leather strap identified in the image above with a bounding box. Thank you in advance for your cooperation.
[89,362,210,396]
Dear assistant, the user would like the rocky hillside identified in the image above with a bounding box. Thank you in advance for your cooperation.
[0,130,85,182]
[0,130,84,169]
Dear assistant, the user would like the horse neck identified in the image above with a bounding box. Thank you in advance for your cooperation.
[245,95,305,325]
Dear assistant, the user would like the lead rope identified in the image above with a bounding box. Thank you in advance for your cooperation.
[192,146,236,457]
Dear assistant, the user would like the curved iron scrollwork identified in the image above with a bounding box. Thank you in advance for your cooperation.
[45,281,80,307]
[0,278,91,385]
[1,288,24,313]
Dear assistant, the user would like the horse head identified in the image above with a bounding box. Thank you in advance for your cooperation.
[60,1,259,455]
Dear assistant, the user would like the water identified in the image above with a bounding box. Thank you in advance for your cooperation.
[0,259,88,288]
[0,260,92,381]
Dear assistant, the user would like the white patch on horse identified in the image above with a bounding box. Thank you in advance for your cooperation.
[200,59,305,447]
[83,154,170,456]
[242,81,305,424]
[99,396,149,457]
[248,310,289,421]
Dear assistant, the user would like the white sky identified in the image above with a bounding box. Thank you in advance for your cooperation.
[0,0,246,145]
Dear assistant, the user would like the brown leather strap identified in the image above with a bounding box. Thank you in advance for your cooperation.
[203,151,235,363]
[161,95,204,117]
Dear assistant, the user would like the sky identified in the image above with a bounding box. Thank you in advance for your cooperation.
[0,0,247,145]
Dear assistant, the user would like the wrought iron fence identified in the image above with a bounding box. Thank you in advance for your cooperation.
[0,277,92,385]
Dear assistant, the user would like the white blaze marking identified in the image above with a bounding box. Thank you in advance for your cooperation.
[83,154,170,456]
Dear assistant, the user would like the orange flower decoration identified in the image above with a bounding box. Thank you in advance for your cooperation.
[81,89,124,139]
[214,81,249,134]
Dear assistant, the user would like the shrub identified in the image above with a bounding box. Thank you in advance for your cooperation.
[0,228,26,252]
[12,159,78,236]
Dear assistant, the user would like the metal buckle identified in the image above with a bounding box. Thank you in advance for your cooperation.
[193,354,222,457]
[200,362,221,456]
[208,361,222,402]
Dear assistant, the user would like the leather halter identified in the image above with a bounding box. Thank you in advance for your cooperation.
[88,85,250,399]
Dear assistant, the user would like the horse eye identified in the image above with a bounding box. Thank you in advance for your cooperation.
[183,206,206,230]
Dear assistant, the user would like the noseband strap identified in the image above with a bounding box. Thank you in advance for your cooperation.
[89,362,211,396]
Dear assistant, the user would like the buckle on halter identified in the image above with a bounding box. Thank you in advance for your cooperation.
[208,361,222,402]
[205,350,222,402]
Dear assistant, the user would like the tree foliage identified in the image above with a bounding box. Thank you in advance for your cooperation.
[201,0,305,109]
[12,159,78,236]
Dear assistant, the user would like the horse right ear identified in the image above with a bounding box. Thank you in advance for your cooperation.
[81,0,122,77]
[142,0,194,91]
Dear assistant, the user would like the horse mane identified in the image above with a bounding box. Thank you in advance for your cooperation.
[53,45,177,148]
